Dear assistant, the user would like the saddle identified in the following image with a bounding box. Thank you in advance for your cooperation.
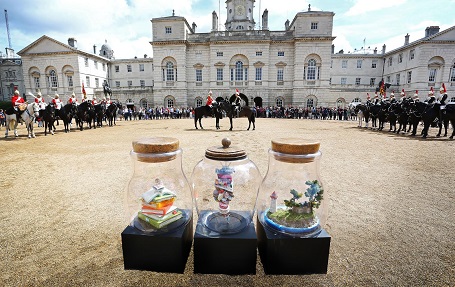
[18,103,27,111]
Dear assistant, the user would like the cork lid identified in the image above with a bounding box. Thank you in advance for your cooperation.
[271,138,320,163]
[205,138,247,161]
[132,137,179,163]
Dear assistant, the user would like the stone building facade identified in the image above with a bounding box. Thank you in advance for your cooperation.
[0,48,25,101]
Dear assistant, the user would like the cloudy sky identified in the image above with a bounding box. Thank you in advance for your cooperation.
[1,0,455,59]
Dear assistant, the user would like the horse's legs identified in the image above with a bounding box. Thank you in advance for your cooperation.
[229,116,233,131]
[450,119,455,139]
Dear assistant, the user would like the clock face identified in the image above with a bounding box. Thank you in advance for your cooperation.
[236,5,245,16]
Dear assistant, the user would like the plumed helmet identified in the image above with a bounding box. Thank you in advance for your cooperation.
[440,83,446,93]
[14,90,20,95]
[106,96,110,100]
[55,94,59,98]
[209,90,213,95]
[37,92,42,97]
[400,89,405,96]
[413,90,419,98]
[71,92,76,97]
[93,96,96,99]
[428,87,434,95]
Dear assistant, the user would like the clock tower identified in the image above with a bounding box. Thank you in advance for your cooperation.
[225,0,255,31]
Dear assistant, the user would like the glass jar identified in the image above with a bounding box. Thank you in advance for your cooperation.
[191,138,261,234]
[257,138,326,238]
[125,137,192,234]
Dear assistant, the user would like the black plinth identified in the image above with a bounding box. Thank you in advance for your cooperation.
[257,217,331,274]
[194,215,257,275]
[121,216,193,273]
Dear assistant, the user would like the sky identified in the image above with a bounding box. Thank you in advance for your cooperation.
[1,0,455,59]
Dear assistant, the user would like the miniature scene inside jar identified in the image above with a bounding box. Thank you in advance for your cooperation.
[257,139,326,237]
[191,138,261,235]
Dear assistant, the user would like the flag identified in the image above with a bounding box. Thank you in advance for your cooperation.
[82,83,86,96]
[380,81,385,98]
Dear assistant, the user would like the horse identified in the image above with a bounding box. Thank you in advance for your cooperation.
[4,102,40,138]
[387,102,398,132]
[105,102,121,126]
[194,103,220,129]
[351,102,370,128]
[58,103,78,133]
[396,98,411,134]
[94,103,106,127]
[216,97,256,131]
[377,101,390,131]
[76,101,96,131]
[441,104,455,139]
[42,104,56,135]
[103,83,112,98]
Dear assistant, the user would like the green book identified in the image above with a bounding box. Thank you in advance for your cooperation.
[138,210,183,229]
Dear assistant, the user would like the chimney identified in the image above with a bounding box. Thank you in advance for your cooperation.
[331,44,335,54]
[262,9,269,30]
[404,33,410,45]
[374,47,377,54]
[192,22,197,33]
[144,54,147,58]
[93,44,97,54]
[338,49,344,54]
[68,38,77,48]
[285,19,290,30]
[425,26,440,37]
[212,11,218,31]
[382,44,386,54]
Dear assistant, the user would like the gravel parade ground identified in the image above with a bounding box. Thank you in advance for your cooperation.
[1,117,454,287]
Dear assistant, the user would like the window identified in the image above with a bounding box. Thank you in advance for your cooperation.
[86,76,90,87]
[388,57,393,66]
[256,51,262,56]
[450,97,455,103]
[407,71,412,83]
[115,65,119,72]
[428,69,437,82]
[139,64,144,72]
[386,76,391,83]
[306,98,314,108]
[48,70,58,88]
[278,51,285,57]
[166,62,175,81]
[140,80,145,87]
[450,65,455,82]
[217,68,223,81]
[128,80,132,87]
[311,22,318,30]
[196,98,203,107]
[67,75,73,87]
[84,58,89,67]
[370,78,376,86]
[355,78,361,86]
[216,52,223,57]
[276,97,283,107]
[396,73,400,85]
[196,69,202,82]
[34,77,40,88]
[165,26,172,34]
[357,60,362,68]
[102,63,106,71]
[372,60,377,68]
[115,81,120,87]
[342,60,347,68]
[127,65,132,72]
[255,67,262,81]
[410,49,415,60]
[277,68,284,81]
[235,61,244,81]
[307,59,317,80]
[95,78,99,88]
[398,53,403,63]
[94,61,98,69]
[166,98,174,108]
[341,78,347,85]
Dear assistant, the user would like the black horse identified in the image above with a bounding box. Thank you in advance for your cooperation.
[216,95,256,131]
[42,104,55,136]
[76,101,96,131]
[194,103,220,129]
[441,105,455,139]
[106,102,121,126]
[94,103,106,127]
[387,102,398,132]
[395,98,412,134]
[58,103,77,133]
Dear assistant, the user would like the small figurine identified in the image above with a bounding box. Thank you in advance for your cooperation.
[213,165,235,216]
[270,191,277,213]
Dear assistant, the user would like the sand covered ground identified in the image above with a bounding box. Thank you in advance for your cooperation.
[0,117,454,287]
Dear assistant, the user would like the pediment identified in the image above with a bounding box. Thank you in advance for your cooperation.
[18,35,76,55]
[275,61,287,67]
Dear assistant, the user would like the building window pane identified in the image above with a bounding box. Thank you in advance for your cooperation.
[127,65,132,72]
[128,80,132,87]
[255,67,262,81]
[276,97,283,107]
[94,61,98,69]
[372,60,377,68]
[306,98,314,108]
[370,78,375,86]
[102,63,106,71]
[139,64,144,72]
[341,78,347,85]
[398,54,403,63]
[235,61,244,81]
[450,67,455,82]
[34,77,40,88]
[196,69,202,82]
[140,80,145,87]
[407,71,412,83]
[196,98,203,107]
[86,76,90,87]
[357,60,362,68]
[216,52,223,57]
[166,62,175,81]
[84,58,89,67]
[49,70,58,88]
[428,69,436,82]
[95,78,99,88]
[165,27,172,34]
[278,51,284,57]
[277,68,284,81]
[396,73,400,85]
[115,81,120,87]
[167,98,174,108]
[355,78,361,85]
[115,65,119,72]
[342,60,347,68]
[256,51,262,56]
[67,75,73,87]
[410,49,415,60]
[217,68,223,81]
[388,57,393,66]
[311,22,318,30]
[307,59,316,80]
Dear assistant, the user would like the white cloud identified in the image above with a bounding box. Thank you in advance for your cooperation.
[345,0,407,16]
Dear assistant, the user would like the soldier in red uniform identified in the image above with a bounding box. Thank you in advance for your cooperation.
[92,96,98,105]
[52,94,62,110]
[105,96,112,108]
[12,89,25,111]
[68,92,78,105]
[206,90,214,108]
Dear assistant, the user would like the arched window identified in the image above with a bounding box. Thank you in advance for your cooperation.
[336,99,345,108]
[166,62,175,81]
[450,63,455,82]
[196,98,203,107]
[166,98,174,108]
[49,70,58,88]
[276,97,283,107]
[235,61,244,81]
[307,59,317,80]
[140,99,148,109]
[306,98,314,108]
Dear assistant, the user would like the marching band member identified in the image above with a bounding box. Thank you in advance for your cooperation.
[68,92,78,105]
[52,94,62,110]
[206,90,214,108]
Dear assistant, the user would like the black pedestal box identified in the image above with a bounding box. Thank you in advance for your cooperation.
[257,218,330,274]
[121,217,193,273]
[193,221,257,275]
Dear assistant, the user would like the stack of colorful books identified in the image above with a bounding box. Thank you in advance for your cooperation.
[138,183,182,229]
